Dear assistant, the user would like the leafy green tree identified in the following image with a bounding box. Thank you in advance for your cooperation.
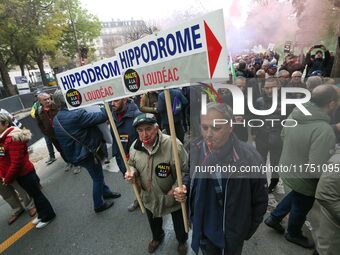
[0,0,25,95]
[0,0,66,87]
[0,0,101,92]
[58,0,101,61]
[48,49,77,73]
[291,0,339,77]
[26,0,67,86]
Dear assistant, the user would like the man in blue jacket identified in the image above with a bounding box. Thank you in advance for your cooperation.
[53,90,120,213]
[174,102,268,255]
[110,98,142,211]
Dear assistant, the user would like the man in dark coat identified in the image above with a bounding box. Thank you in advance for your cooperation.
[174,102,268,255]
[305,45,331,77]
[36,93,59,165]
[110,98,142,211]
[252,78,286,193]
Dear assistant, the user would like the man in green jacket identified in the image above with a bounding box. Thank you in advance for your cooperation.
[125,113,188,254]
[265,85,339,249]
[314,153,340,255]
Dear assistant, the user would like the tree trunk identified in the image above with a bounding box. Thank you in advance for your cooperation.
[0,59,17,96]
[36,53,48,86]
[330,36,340,78]
[31,48,48,86]
[19,64,25,76]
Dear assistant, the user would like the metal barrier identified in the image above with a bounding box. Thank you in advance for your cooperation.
[20,115,44,146]
[0,96,24,113]
[0,87,57,113]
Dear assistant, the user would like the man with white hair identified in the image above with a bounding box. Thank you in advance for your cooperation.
[305,76,323,91]
[286,71,306,99]
[277,70,290,87]
[261,59,269,73]
[36,93,58,166]
[125,113,188,254]
[248,69,266,103]
[289,71,304,87]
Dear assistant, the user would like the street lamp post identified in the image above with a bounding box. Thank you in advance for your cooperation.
[330,5,340,78]
[66,0,82,66]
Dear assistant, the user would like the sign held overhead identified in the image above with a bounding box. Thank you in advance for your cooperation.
[56,9,228,110]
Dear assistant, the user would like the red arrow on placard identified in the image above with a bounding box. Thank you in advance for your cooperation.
[204,21,222,78]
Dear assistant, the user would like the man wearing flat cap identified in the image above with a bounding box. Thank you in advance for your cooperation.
[125,113,188,255]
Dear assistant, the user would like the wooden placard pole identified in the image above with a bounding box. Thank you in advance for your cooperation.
[163,89,189,233]
[104,102,145,214]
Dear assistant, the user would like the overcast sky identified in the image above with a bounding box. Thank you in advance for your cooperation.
[80,0,219,20]
[79,0,251,28]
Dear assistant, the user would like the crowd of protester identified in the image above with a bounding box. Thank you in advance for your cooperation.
[0,44,339,255]
[229,44,334,82]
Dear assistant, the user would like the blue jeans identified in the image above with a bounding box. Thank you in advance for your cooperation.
[17,171,56,222]
[271,190,315,237]
[102,143,108,158]
[79,155,112,209]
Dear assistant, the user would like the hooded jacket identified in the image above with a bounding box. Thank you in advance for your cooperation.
[0,127,34,184]
[280,102,336,197]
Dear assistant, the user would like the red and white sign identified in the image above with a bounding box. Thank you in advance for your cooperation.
[57,9,228,109]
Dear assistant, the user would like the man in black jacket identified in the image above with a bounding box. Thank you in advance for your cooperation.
[174,102,268,255]
[247,69,265,103]
[252,78,286,193]
[221,76,250,142]
[110,98,141,211]
[305,45,331,77]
